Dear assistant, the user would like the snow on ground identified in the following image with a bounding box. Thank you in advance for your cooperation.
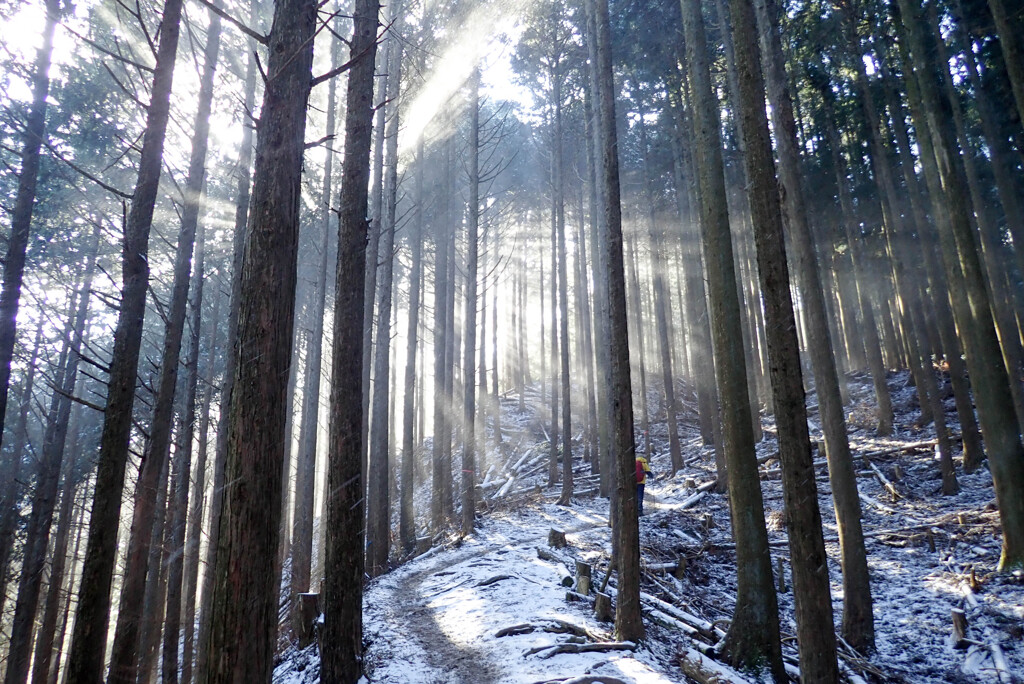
[275,371,1024,683]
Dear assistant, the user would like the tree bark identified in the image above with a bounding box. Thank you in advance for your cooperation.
[678,0,782,675]
[108,12,221,681]
[753,0,871,654]
[463,66,481,534]
[201,0,317,675]
[6,230,98,684]
[64,0,184,675]
[322,1,381,680]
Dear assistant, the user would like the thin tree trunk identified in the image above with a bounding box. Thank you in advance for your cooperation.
[6,233,97,684]
[368,21,402,574]
[181,287,220,684]
[161,220,208,684]
[463,66,481,535]
[108,12,221,681]
[0,0,60,453]
[322,1,380,679]
[64,0,184,674]
[401,135,424,553]
[587,0,643,644]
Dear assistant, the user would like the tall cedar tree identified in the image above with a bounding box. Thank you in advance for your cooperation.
[368,16,402,574]
[107,10,222,681]
[752,0,873,653]
[586,0,643,643]
[64,0,184,676]
[728,0,838,677]
[323,0,381,680]
[678,0,783,675]
[893,0,1024,569]
[193,9,256,676]
[292,20,342,641]
[0,0,60,454]
[201,0,318,676]
[463,66,481,534]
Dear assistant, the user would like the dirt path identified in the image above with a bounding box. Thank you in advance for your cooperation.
[363,516,606,683]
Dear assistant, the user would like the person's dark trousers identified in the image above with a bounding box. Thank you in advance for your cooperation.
[637,483,645,516]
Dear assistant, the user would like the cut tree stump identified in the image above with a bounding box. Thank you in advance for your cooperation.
[951,608,969,649]
[549,528,567,548]
[594,592,613,622]
[575,561,592,595]
[296,592,320,648]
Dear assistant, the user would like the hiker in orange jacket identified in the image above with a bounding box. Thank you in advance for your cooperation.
[635,454,652,516]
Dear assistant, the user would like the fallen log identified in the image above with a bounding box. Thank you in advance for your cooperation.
[531,641,636,660]
[679,647,753,683]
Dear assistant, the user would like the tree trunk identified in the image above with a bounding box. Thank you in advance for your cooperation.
[728,0,837,677]
[63,0,184,675]
[895,0,1024,567]
[679,0,782,675]
[201,0,317,674]
[368,21,402,574]
[463,66,481,534]
[107,12,221,682]
[0,0,60,453]
[181,287,220,684]
[753,0,871,654]
[322,1,381,680]
[193,4,257,675]
[6,232,97,684]
[401,134,424,553]
[291,28,341,620]
[586,0,643,644]
[161,219,209,684]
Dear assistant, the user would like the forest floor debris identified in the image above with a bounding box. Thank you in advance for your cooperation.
[274,371,1024,683]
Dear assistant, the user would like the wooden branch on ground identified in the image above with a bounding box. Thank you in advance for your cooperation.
[527,641,636,660]
[869,461,902,501]
[534,676,630,684]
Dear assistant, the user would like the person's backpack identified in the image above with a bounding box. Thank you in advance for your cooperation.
[635,458,644,484]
